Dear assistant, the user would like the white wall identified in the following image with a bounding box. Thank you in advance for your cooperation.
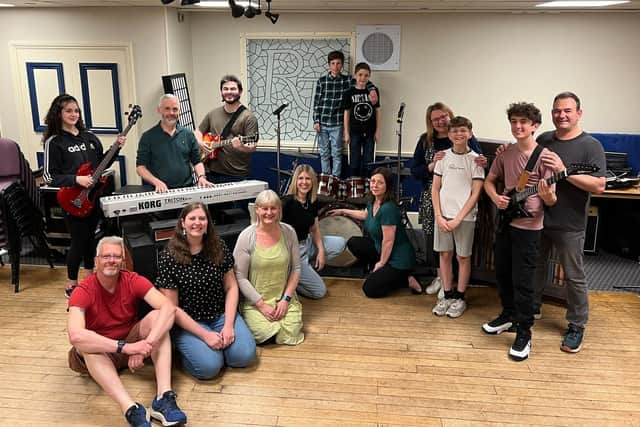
[189,11,640,155]
[0,7,171,183]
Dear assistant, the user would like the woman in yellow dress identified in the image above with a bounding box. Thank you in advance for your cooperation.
[233,189,304,345]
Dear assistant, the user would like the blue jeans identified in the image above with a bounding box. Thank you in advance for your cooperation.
[348,131,375,178]
[297,235,346,299]
[172,313,256,380]
[318,125,343,177]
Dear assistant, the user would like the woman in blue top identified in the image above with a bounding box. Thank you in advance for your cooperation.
[329,167,421,298]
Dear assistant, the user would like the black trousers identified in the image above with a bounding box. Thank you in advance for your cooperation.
[347,236,411,298]
[494,226,541,330]
[64,210,100,281]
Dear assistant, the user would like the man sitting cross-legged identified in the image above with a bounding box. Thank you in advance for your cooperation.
[67,236,187,427]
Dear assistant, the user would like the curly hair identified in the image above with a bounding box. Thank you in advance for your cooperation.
[167,203,223,265]
[424,102,454,150]
[287,164,318,203]
[43,94,86,142]
[507,102,542,125]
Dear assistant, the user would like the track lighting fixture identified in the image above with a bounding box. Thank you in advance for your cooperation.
[265,0,279,23]
[161,0,200,4]
[228,0,245,17]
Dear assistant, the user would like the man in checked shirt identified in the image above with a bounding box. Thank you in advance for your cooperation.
[313,51,378,178]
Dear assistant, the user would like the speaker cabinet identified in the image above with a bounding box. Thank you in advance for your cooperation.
[584,206,599,254]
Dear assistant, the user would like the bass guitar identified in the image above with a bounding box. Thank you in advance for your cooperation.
[496,162,599,234]
[201,133,258,161]
[57,104,142,218]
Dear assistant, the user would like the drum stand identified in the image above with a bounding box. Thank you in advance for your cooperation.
[273,104,286,196]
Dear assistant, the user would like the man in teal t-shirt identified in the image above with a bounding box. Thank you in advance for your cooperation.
[136,94,213,192]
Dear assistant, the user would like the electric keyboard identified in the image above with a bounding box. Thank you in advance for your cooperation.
[100,180,268,218]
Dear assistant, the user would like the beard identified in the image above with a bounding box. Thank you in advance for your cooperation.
[222,95,241,104]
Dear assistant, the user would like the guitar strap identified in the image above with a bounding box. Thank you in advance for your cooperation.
[516,144,543,191]
[220,105,246,140]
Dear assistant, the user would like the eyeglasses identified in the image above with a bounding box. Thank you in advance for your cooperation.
[431,114,450,124]
[99,254,124,261]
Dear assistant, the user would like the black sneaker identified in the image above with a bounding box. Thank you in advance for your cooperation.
[125,403,151,427]
[64,284,77,299]
[482,312,515,335]
[561,324,584,353]
[509,329,532,361]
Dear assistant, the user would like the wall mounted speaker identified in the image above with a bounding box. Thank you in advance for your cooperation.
[356,25,401,71]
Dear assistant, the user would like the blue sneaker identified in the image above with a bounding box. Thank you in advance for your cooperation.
[150,390,187,426]
[125,403,151,427]
[561,324,584,353]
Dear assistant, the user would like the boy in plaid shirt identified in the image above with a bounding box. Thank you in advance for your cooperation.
[313,51,377,177]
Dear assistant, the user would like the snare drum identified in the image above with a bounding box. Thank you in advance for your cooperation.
[344,176,366,199]
[318,202,363,267]
[318,174,340,200]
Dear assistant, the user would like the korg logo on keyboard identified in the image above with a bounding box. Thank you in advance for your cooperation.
[139,200,162,210]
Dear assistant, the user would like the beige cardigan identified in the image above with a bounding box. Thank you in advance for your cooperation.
[233,223,301,304]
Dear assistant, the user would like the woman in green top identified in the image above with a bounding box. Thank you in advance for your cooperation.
[329,167,421,298]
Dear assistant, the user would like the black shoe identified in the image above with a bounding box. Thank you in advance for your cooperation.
[509,329,532,361]
[482,312,515,335]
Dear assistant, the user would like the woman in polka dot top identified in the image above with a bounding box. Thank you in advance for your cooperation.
[157,202,256,380]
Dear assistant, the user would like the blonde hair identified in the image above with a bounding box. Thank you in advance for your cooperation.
[287,164,318,203]
[254,189,282,223]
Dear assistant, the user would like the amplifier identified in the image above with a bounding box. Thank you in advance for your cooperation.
[149,218,178,242]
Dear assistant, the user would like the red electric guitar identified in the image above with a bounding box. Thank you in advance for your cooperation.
[201,132,258,161]
[57,104,142,217]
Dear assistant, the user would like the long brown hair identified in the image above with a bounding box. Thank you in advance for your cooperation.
[424,102,454,150]
[43,94,87,142]
[287,164,318,203]
[168,203,223,265]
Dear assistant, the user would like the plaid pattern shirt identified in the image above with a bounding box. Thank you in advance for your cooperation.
[313,73,376,127]
[313,72,352,127]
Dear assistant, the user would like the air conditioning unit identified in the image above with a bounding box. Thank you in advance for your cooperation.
[355,25,401,71]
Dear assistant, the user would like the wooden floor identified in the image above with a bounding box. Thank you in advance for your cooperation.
[2,265,640,427]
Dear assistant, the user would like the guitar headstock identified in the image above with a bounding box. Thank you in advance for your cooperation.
[567,163,600,176]
[126,104,143,125]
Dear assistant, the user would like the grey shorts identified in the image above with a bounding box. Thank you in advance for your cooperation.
[433,219,476,257]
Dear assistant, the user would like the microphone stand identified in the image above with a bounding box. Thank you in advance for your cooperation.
[273,103,288,195]
[395,108,404,201]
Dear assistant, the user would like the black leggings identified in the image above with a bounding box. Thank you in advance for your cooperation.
[347,236,411,298]
[64,210,100,281]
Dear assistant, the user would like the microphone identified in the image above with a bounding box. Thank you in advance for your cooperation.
[397,102,406,123]
[272,103,288,115]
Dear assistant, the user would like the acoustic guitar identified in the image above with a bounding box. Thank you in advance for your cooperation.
[57,104,142,218]
[201,132,258,161]
[496,162,599,234]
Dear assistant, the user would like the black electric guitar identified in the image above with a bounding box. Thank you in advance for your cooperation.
[495,163,599,234]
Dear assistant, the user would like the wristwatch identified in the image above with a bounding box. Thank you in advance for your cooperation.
[116,339,126,353]
[281,294,292,302]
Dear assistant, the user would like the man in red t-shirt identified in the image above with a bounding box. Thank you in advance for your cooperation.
[67,236,187,427]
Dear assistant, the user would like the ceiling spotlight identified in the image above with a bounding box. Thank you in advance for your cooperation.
[244,4,261,18]
[161,0,175,4]
[265,11,279,24]
[181,0,200,4]
[228,0,244,17]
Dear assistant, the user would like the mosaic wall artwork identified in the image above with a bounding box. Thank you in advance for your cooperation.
[246,37,351,143]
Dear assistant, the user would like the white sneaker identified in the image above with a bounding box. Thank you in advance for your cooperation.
[425,277,442,295]
[533,310,542,320]
[446,299,467,318]
[437,286,445,300]
[432,298,452,316]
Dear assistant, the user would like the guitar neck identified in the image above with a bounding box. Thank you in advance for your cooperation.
[513,170,567,202]
[90,120,135,181]
[212,135,256,149]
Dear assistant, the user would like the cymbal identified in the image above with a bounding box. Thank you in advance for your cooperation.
[281,149,318,159]
[269,167,293,177]
[368,158,403,167]
[389,167,411,177]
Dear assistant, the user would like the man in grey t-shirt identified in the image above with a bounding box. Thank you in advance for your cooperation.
[194,75,259,183]
[534,92,606,354]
